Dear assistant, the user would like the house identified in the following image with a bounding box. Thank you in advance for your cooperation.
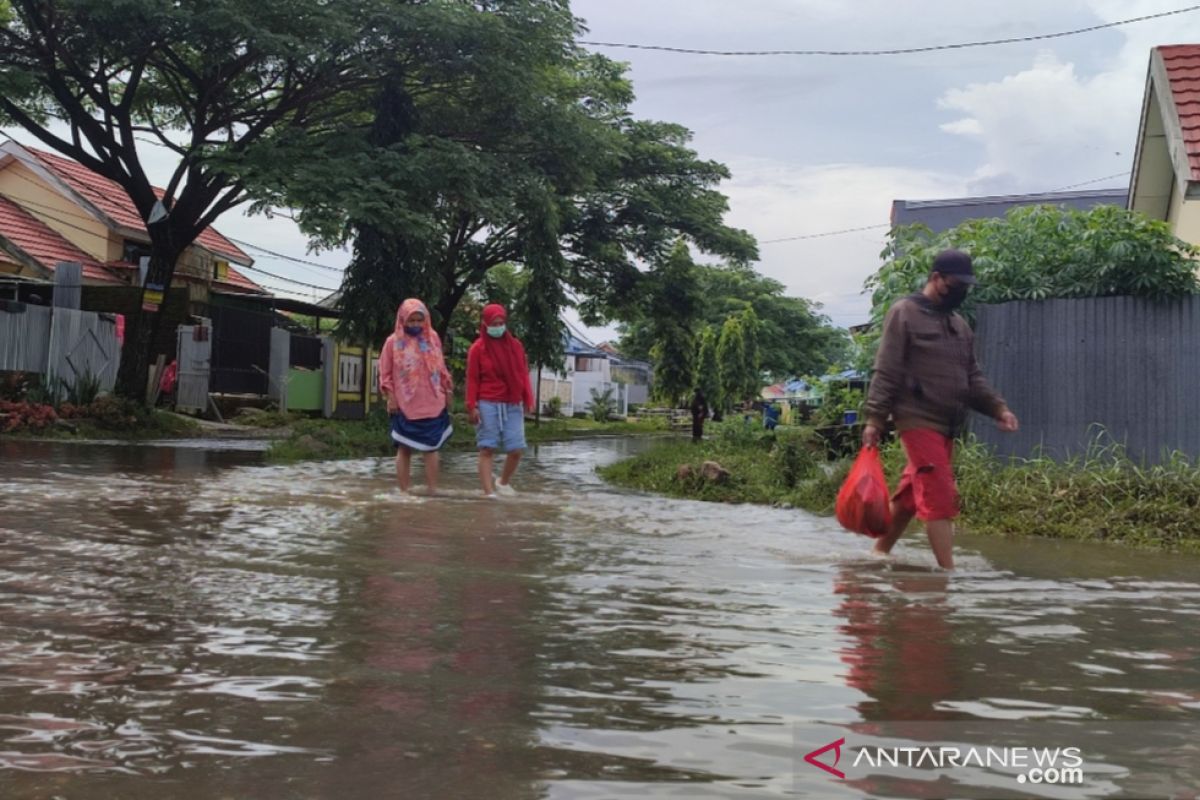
[601,345,652,407]
[531,335,648,417]
[0,140,262,306]
[891,188,1127,234]
[1128,45,1200,244]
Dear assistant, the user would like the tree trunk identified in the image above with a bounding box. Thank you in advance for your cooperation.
[114,235,183,402]
[534,364,542,427]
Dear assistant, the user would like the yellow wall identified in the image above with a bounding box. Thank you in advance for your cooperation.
[0,257,32,277]
[1,160,226,295]
[1172,197,1200,247]
[0,162,110,260]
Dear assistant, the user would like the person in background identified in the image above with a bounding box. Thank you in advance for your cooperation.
[862,249,1019,569]
[466,303,534,498]
[379,299,453,495]
[763,402,780,431]
[690,388,708,443]
[157,359,178,407]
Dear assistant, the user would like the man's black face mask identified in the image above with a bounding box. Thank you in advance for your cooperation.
[940,279,970,311]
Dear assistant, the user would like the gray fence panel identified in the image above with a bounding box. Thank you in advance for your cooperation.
[269,327,290,411]
[0,305,52,373]
[176,324,212,414]
[46,307,120,392]
[972,296,1200,464]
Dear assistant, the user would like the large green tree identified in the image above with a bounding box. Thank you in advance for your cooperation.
[0,0,389,397]
[648,242,701,407]
[255,18,756,343]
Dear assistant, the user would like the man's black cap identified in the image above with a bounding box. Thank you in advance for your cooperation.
[931,249,977,285]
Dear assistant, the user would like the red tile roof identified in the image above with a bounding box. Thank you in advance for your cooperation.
[0,195,121,284]
[1159,45,1200,181]
[22,146,254,268]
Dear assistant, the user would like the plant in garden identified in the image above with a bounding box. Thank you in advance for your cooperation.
[865,205,1200,350]
[587,387,617,423]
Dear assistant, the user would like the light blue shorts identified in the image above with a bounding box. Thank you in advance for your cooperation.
[476,401,526,452]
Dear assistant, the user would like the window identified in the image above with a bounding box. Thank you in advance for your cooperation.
[122,240,152,265]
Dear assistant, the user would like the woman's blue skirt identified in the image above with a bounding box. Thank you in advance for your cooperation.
[390,409,453,451]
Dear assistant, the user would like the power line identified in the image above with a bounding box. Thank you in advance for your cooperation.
[237,263,338,293]
[760,223,890,244]
[758,170,1137,246]
[580,5,1200,57]
[226,236,347,274]
[1048,171,1131,192]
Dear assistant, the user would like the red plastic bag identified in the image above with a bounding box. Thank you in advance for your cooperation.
[836,447,892,539]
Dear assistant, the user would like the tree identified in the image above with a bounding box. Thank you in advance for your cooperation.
[738,306,762,401]
[717,314,749,411]
[0,0,387,397]
[649,242,701,407]
[694,325,721,410]
[260,25,756,343]
[620,263,848,380]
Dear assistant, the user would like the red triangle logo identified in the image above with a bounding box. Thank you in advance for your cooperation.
[804,737,846,780]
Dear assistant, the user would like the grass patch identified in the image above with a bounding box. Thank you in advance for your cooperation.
[599,423,822,505]
[266,411,670,462]
[600,428,1200,553]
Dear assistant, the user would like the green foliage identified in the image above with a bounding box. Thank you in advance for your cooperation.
[544,395,564,419]
[649,242,701,407]
[863,205,1200,358]
[0,0,391,397]
[773,436,819,489]
[622,263,848,379]
[693,325,721,408]
[586,387,617,423]
[812,383,864,428]
[263,8,754,344]
[62,370,102,407]
[716,309,761,409]
[601,429,1200,553]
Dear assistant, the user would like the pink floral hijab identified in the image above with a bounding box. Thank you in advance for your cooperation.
[389,298,451,402]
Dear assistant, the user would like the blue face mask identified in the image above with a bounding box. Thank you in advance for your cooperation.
[487,324,506,338]
[404,325,423,337]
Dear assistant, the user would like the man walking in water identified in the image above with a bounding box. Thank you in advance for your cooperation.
[862,249,1019,569]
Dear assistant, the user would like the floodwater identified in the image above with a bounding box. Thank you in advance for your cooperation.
[0,437,1198,799]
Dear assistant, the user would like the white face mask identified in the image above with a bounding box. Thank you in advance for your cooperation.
[487,324,506,338]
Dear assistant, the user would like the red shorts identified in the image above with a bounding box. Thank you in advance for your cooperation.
[893,429,959,521]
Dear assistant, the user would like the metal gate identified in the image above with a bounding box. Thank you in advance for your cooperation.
[209,303,270,395]
[176,322,212,414]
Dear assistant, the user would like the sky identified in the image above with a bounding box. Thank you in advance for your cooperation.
[6,0,1200,337]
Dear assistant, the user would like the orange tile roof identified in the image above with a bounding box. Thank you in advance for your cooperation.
[23,146,255,269]
[1159,45,1200,181]
[0,195,121,284]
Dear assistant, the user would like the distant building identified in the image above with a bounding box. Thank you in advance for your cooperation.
[891,188,1128,233]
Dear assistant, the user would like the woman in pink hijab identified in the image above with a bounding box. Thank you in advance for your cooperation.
[378,299,453,494]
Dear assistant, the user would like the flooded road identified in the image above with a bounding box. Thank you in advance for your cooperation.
[1,437,1198,798]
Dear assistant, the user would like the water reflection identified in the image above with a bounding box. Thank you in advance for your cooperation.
[0,438,1198,799]
[835,568,961,723]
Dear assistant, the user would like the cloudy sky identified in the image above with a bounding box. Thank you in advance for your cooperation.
[6,0,1200,334]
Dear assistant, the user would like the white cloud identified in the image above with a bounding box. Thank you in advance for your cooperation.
[722,160,965,327]
[935,0,1200,193]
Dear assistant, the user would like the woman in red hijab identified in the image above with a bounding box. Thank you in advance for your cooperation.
[466,303,534,497]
